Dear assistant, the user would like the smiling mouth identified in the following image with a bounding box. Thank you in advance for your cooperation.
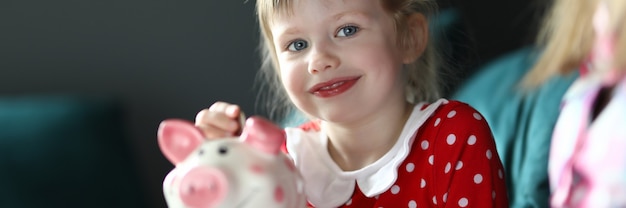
[308,76,361,98]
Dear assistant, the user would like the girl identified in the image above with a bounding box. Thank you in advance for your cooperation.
[523,0,626,206]
[196,0,509,207]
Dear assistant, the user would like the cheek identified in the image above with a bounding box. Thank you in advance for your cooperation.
[353,45,403,74]
[348,34,404,68]
[278,61,307,95]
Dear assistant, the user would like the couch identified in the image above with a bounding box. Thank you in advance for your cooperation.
[0,95,149,208]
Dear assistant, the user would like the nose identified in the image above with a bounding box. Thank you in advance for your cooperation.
[179,167,228,208]
[308,45,339,74]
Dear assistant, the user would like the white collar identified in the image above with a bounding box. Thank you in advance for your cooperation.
[285,99,447,208]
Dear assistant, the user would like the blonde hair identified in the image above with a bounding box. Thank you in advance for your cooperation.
[523,0,626,87]
[254,0,442,121]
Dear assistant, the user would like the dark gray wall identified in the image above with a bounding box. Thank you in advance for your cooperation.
[1,1,260,207]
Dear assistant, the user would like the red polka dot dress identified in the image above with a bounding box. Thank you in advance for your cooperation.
[284,99,509,208]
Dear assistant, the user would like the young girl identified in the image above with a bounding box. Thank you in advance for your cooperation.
[195,0,509,207]
[523,0,626,206]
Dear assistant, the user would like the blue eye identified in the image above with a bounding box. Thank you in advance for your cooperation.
[288,40,308,51]
[337,25,359,37]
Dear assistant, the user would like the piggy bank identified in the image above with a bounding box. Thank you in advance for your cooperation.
[158,116,307,208]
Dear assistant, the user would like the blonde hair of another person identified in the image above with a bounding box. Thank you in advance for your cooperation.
[523,0,626,87]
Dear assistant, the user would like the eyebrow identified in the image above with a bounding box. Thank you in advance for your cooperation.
[272,26,300,49]
[332,11,370,22]
[280,27,301,37]
[278,11,367,34]
[273,11,370,44]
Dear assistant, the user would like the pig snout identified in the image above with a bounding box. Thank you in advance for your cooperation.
[178,167,228,208]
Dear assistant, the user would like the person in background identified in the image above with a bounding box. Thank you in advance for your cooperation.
[522,0,626,206]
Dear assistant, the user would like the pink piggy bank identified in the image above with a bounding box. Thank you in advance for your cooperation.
[158,116,307,208]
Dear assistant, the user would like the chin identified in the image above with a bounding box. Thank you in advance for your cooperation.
[316,109,359,124]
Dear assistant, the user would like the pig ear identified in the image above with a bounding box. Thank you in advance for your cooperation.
[158,119,205,165]
[240,116,285,155]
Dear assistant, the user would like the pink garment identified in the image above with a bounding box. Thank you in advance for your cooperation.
[549,74,626,207]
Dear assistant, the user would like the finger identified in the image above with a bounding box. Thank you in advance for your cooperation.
[208,102,240,118]
[195,108,240,133]
[196,123,235,139]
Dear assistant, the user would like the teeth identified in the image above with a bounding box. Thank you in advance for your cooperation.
[320,81,344,90]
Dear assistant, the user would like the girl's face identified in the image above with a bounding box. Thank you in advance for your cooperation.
[270,0,414,123]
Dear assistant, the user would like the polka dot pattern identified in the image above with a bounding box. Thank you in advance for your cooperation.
[459,198,469,207]
[408,200,417,208]
[447,134,456,145]
[323,100,508,208]
[405,163,415,173]
[468,135,477,145]
[447,110,457,118]
[455,161,463,170]
[474,174,483,184]
[390,185,400,194]
[473,112,483,120]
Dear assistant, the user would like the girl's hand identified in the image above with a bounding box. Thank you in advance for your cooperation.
[195,101,244,139]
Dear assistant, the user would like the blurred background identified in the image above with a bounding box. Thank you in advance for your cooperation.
[0,0,546,207]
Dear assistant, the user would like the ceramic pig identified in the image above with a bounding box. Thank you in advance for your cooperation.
[158,116,307,208]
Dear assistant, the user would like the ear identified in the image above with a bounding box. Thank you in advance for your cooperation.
[158,119,205,165]
[402,13,429,64]
[239,116,285,156]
